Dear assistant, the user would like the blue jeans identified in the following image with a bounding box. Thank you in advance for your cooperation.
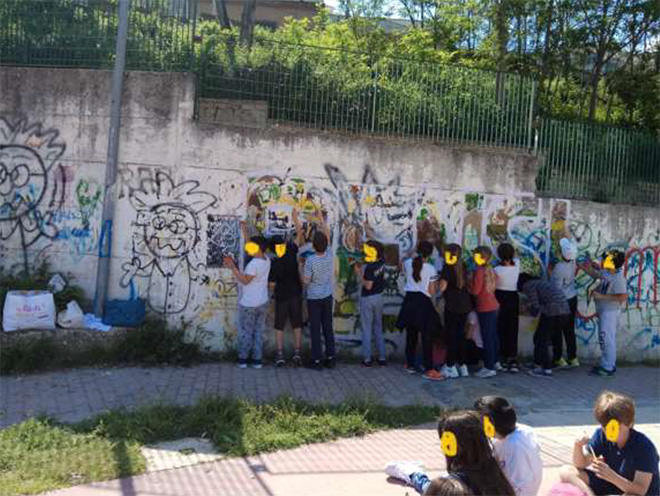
[308,296,335,362]
[478,310,499,370]
[237,304,267,362]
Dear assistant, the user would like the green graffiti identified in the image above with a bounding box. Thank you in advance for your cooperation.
[76,180,102,227]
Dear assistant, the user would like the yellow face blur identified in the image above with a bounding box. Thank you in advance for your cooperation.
[483,416,496,439]
[605,419,620,443]
[441,431,458,457]
[444,251,458,265]
[603,253,616,271]
[245,242,260,256]
[275,243,287,258]
[474,253,487,266]
[363,243,378,263]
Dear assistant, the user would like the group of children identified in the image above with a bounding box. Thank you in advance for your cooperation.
[396,237,628,381]
[225,206,628,378]
[386,391,659,496]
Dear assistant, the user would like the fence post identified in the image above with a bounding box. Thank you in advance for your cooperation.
[370,56,377,134]
[527,79,537,151]
[93,0,131,317]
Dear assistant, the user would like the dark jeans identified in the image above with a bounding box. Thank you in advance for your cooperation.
[552,296,577,361]
[308,296,335,362]
[405,325,434,371]
[495,290,519,361]
[535,314,567,370]
[444,310,468,367]
[478,310,499,370]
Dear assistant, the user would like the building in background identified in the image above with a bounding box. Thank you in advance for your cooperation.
[198,0,321,30]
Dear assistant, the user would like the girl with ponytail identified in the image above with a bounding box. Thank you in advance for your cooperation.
[470,246,500,379]
[396,241,444,381]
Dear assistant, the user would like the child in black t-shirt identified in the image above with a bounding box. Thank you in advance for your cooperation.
[353,240,386,366]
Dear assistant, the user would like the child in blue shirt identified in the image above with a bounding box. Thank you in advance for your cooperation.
[560,391,659,496]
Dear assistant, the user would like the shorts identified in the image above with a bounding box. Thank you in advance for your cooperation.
[274,295,303,330]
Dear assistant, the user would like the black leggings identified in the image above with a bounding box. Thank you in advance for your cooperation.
[444,310,469,367]
[495,290,519,361]
[552,296,577,361]
[405,325,434,371]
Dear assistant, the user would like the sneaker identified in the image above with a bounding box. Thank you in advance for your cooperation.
[238,361,248,369]
[378,359,387,367]
[308,360,323,371]
[589,366,615,377]
[494,361,504,371]
[566,358,580,369]
[362,359,373,368]
[507,361,520,374]
[325,357,336,369]
[403,364,417,374]
[475,368,497,378]
[458,364,469,377]
[385,461,424,485]
[441,365,459,379]
[275,351,285,368]
[422,369,445,381]
[292,352,302,368]
[251,361,263,369]
[528,367,553,378]
[554,358,569,369]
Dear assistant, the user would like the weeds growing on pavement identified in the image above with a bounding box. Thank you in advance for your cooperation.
[0,396,440,496]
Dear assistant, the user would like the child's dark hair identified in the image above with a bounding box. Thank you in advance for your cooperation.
[251,236,269,253]
[270,235,285,251]
[426,476,474,496]
[437,411,515,496]
[366,240,384,261]
[606,250,626,270]
[497,243,515,263]
[444,243,466,289]
[413,241,434,282]
[312,231,328,253]
[474,396,517,437]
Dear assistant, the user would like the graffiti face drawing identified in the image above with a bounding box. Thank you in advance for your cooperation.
[0,145,47,221]
[122,171,217,315]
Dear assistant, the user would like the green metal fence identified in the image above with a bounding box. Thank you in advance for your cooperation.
[0,0,196,71]
[199,35,537,148]
[537,119,660,205]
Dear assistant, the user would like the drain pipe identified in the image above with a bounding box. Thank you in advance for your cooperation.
[93,0,130,317]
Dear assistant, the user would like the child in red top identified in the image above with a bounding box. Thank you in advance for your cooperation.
[470,246,500,378]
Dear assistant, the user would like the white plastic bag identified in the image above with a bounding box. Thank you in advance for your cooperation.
[57,300,84,328]
[2,291,56,331]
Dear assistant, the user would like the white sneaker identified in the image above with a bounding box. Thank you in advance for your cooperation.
[494,361,504,371]
[475,367,497,378]
[441,365,459,379]
[385,461,424,485]
[458,364,469,377]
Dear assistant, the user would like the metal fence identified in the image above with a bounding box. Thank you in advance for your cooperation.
[537,119,660,205]
[0,0,197,71]
[199,35,537,149]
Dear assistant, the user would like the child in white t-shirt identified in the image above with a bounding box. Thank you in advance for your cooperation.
[225,236,271,369]
[475,395,543,496]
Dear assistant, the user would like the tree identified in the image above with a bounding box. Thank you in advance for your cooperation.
[240,0,257,46]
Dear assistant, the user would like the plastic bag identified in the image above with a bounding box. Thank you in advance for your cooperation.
[57,300,84,328]
[2,291,56,331]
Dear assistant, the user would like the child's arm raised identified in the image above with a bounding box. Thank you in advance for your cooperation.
[572,435,593,469]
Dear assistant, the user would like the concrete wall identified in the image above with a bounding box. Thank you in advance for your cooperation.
[1,67,658,363]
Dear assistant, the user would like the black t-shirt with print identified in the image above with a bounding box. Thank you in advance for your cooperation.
[268,242,303,302]
[362,261,385,297]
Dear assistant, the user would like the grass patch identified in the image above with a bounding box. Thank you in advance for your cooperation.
[0,397,440,496]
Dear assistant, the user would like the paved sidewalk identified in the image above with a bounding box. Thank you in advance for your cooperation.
[1,363,659,428]
[46,412,660,496]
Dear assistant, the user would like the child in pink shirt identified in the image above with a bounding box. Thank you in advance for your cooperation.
[470,246,500,378]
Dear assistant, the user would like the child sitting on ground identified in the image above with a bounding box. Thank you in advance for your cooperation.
[474,396,543,496]
[385,411,515,495]
[560,390,659,496]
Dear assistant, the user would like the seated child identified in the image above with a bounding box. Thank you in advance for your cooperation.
[426,476,474,495]
[560,391,659,496]
[386,411,515,495]
[474,396,543,496]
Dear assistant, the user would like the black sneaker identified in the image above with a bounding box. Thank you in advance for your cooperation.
[292,351,302,368]
[275,351,285,368]
[507,361,520,374]
[378,359,387,367]
[589,366,615,377]
[307,360,323,371]
[362,359,373,367]
[325,357,336,369]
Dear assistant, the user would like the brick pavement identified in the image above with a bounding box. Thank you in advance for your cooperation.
[1,362,658,428]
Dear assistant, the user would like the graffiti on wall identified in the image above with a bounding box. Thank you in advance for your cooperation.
[121,171,217,314]
[206,215,241,268]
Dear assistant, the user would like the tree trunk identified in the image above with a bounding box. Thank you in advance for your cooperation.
[587,57,604,121]
[240,0,257,47]
[494,0,510,105]
[213,0,231,29]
